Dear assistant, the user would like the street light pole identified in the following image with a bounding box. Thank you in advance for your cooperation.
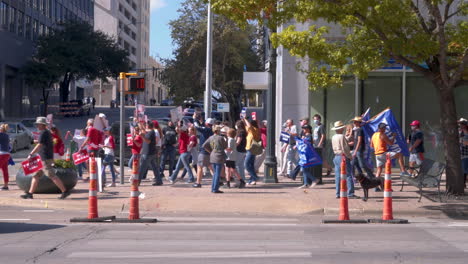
[263,22,278,183]
[119,73,125,184]
[204,1,213,118]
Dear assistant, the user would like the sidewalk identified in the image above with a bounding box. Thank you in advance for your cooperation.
[2,163,466,219]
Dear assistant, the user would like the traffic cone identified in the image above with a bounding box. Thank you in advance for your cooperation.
[382,154,393,220]
[128,158,140,220]
[338,154,350,221]
[65,148,71,162]
[88,157,99,219]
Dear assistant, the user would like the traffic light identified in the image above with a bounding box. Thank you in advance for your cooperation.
[129,77,145,91]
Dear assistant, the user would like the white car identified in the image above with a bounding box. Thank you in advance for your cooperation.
[6,122,33,153]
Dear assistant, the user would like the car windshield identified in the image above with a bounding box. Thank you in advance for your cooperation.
[21,120,35,128]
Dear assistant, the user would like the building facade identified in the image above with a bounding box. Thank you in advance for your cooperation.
[0,0,94,120]
[275,21,468,163]
[146,56,167,105]
[92,0,150,106]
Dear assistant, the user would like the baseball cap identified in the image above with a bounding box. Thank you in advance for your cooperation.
[205,118,215,125]
[98,113,106,119]
[410,120,420,126]
[378,123,388,129]
[301,124,312,130]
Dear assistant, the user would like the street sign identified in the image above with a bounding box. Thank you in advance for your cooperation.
[243,72,270,90]
[217,103,230,112]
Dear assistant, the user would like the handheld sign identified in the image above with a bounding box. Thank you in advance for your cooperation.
[251,112,257,120]
[72,150,90,165]
[21,156,44,175]
[280,131,290,143]
[126,133,133,146]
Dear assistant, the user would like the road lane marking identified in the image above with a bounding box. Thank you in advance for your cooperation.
[448,223,468,227]
[23,210,55,213]
[68,251,311,259]
[150,222,298,227]
[0,219,31,221]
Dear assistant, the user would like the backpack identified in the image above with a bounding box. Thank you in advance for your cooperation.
[249,138,263,155]
[164,130,177,146]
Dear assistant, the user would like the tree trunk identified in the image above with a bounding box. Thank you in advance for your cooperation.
[41,88,49,116]
[437,83,464,195]
[60,73,71,102]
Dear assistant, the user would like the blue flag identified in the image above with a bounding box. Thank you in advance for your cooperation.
[295,137,322,168]
[363,108,409,157]
[360,108,374,169]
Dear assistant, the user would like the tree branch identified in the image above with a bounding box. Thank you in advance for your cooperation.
[424,0,450,87]
[409,1,431,34]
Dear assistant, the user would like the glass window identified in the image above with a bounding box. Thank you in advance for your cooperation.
[0,2,8,30]
[32,19,38,40]
[9,6,16,33]
[25,15,31,39]
[39,23,44,35]
[17,11,24,37]
[362,74,402,125]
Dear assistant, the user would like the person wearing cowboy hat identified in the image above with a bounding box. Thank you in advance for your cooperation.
[349,116,375,180]
[407,120,425,175]
[331,121,358,199]
[21,117,70,200]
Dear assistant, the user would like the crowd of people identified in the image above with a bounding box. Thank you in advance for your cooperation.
[0,112,467,199]
[278,114,468,198]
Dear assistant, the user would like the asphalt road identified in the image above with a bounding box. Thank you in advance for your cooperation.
[1,206,468,264]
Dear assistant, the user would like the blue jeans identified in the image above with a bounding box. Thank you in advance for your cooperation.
[160,145,176,176]
[128,153,140,169]
[244,151,257,183]
[77,163,86,178]
[102,154,116,183]
[211,163,223,192]
[301,166,317,185]
[170,152,194,182]
[139,154,160,182]
[352,150,375,178]
[333,155,355,197]
[236,152,246,181]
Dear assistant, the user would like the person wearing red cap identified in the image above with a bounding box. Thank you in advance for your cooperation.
[407,120,424,175]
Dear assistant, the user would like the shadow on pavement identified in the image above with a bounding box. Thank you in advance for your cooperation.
[0,222,65,234]
[421,204,468,220]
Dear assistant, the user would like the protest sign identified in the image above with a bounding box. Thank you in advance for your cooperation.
[21,156,44,175]
[72,150,90,165]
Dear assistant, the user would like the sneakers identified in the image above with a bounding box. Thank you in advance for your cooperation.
[192,183,202,188]
[222,182,231,189]
[152,182,163,186]
[310,180,319,188]
[20,192,33,199]
[297,185,309,189]
[400,171,411,177]
[348,195,360,199]
[247,181,257,186]
[212,190,224,194]
[106,182,116,187]
[169,179,175,185]
[59,190,71,199]
[1,186,8,191]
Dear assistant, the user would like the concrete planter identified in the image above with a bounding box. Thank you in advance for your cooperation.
[16,167,78,194]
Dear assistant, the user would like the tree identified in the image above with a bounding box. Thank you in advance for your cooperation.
[163,0,260,123]
[26,21,130,102]
[210,0,468,195]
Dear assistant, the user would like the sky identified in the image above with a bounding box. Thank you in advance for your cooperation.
[149,0,184,61]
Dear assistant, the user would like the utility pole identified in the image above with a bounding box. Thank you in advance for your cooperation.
[263,19,278,183]
[204,1,213,118]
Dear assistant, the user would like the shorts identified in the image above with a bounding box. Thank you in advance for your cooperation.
[375,152,398,167]
[34,160,57,179]
[225,160,236,169]
[409,153,424,166]
[197,153,210,167]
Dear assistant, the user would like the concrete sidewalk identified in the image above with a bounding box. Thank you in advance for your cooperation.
[1,164,466,219]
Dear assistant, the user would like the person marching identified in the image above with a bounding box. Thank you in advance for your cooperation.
[225,128,245,188]
[331,121,358,199]
[50,126,65,160]
[202,125,227,193]
[21,117,71,199]
[138,121,160,184]
[100,127,117,187]
[243,116,261,185]
[169,122,194,184]
[298,124,320,189]
[350,117,375,179]
[128,126,143,170]
[192,115,215,188]
[0,124,11,190]
[407,120,425,175]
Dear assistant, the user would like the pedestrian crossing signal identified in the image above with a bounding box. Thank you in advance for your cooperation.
[129,77,145,91]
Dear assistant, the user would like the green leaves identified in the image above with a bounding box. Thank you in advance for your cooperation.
[211,0,468,89]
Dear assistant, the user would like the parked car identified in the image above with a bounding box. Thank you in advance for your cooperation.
[5,122,33,153]
[160,99,174,106]
[20,118,38,140]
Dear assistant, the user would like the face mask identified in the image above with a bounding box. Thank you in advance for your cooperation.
[314,120,320,125]
[235,126,238,130]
